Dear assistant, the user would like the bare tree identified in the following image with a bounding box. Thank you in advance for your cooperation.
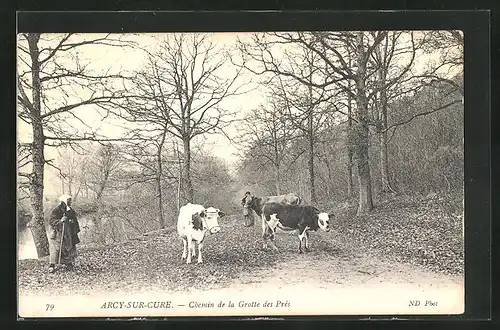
[237,31,388,214]
[17,33,134,257]
[235,98,296,195]
[122,33,246,205]
[346,81,355,197]
[84,143,122,243]
[119,138,179,228]
[87,143,122,203]
[418,30,463,96]
[273,76,333,203]
[368,31,419,193]
[54,146,91,199]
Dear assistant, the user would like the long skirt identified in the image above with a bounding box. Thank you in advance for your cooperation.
[48,225,77,265]
[243,206,255,227]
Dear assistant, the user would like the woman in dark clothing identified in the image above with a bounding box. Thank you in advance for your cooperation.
[241,191,256,227]
[47,195,80,273]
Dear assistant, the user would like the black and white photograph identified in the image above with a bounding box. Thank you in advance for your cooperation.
[17,28,466,317]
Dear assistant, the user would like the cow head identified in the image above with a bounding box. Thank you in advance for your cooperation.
[202,207,223,234]
[317,212,331,232]
[248,196,263,216]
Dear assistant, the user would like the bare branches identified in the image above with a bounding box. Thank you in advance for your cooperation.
[40,95,126,119]
[123,34,245,139]
[384,98,462,133]
[44,134,136,143]
[38,33,136,65]
[18,32,141,168]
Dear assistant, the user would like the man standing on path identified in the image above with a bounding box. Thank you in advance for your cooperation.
[47,194,81,273]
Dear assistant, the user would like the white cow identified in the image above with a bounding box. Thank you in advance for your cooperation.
[177,203,224,264]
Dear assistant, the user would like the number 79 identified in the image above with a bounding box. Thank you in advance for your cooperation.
[46,304,54,311]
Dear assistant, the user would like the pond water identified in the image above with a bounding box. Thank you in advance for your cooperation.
[18,227,38,260]
[18,217,95,261]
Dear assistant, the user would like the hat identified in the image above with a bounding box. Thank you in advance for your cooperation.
[59,194,72,211]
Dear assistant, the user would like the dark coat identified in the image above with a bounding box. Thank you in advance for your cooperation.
[48,202,81,246]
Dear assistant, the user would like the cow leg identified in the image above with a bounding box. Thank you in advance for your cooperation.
[261,214,268,250]
[304,230,310,252]
[181,237,188,260]
[297,227,308,254]
[262,232,268,250]
[269,232,279,252]
[191,240,196,258]
[186,236,193,264]
[197,241,204,264]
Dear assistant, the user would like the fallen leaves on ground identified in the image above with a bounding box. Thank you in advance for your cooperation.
[18,193,463,295]
[330,193,464,276]
[18,215,346,296]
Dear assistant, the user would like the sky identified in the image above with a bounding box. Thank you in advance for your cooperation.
[16,31,462,197]
[18,33,264,164]
[17,32,267,195]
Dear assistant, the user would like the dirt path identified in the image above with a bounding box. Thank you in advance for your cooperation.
[18,224,464,317]
[192,218,464,295]
[191,244,463,294]
[178,244,464,316]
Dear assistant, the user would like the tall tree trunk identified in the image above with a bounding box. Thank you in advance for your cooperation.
[174,141,182,212]
[347,88,354,198]
[60,175,64,194]
[323,152,333,199]
[354,32,374,215]
[379,129,391,192]
[182,137,193,203]
[379,91,394,193]
[376,45,394,194]
[26,33,49,258]
[155,177,164,228]
[156,130,166,228]
[308,113,316,204]
[275,165,281,195]
[95,169,109,202]
[274,128,281,195]
[354,117,373,215]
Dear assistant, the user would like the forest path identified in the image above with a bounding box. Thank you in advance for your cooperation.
[18,202,463,313]
[185,222,463,297]
[18,210,464,316]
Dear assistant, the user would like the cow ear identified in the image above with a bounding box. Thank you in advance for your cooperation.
[218,211,225,218]
[199,211,206,218]
[328,213,334,218]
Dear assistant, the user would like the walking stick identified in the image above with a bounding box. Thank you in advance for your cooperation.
[58,220,65,265]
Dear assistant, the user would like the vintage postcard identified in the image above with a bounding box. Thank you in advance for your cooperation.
[17,29,465,318]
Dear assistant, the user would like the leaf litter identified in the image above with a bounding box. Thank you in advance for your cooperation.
[18,193,463,295]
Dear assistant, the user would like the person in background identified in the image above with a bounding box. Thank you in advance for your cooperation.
[241,191,253,207]
[47,194,81,273]
[241,191,255,227]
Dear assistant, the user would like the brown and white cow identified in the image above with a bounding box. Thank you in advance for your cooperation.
[177,203,225,264]
[243,192,302,227]
[261,202,332,253]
